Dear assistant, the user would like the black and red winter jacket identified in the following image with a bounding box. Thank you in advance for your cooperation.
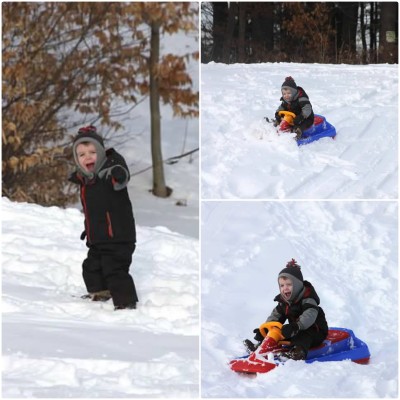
[267,280,328,334]
[277,86,314,123]
[69,148,136,245]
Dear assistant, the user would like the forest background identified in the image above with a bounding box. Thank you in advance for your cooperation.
[201,2,398,65]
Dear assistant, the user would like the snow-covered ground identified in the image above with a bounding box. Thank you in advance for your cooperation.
[2,198,199,397]
[201,201,398,397]
[201,62,398,199]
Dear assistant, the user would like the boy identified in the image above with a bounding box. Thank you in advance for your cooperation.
[249,259,328,360]
[274,76,314,140]
[69,126,139,310]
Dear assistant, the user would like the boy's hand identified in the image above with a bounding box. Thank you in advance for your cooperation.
[109,165,126,183]
[294,114,303,125]
[98,165,129,190]
[274,111,281,123]
[281,322,299,338]
[253,328,265,342]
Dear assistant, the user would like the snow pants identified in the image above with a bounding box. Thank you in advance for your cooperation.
[82,242,138,307]
[298,115,314,133]
[290,325,328,355]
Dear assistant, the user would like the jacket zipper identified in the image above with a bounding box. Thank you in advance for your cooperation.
[106,211,114,238]
[80,184,91,243]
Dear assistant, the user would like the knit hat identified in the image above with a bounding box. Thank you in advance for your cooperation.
[72,126,106,178]
[281,76,298,101]
[278,258,304,302]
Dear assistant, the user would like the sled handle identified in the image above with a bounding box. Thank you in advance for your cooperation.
[259,321,283,338]
[278,110,296,125]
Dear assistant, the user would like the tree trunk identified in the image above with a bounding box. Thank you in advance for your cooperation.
[379,2,398,63]
[370,2,378,63]
[222,3,237,63]
[339,3,359,53]
[250,3,274,62]
[150,21,169,198]
[237,3,246,62]
[212,2,228,62]
[360,2,367,63]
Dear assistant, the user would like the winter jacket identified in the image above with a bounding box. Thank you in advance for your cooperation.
[69,148,136,245]
[266,280,328,333]
[277,86,314,122]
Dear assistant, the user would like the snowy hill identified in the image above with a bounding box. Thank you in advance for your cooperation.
[201,201,398,397]
[201,62,398,199]
[2,198,199,397]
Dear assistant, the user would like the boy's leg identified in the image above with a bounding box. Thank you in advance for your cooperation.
[99,243,139,307]
[82,246,108,293]
[290,327,327,355]
[298,116,314,132]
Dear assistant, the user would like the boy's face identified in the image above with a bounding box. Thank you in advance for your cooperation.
[279,277,293,301]
[76,143,97,173]
[281,88,293,102]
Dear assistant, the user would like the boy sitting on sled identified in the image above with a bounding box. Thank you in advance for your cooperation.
[274,77,314,140]
[246,259,328,361]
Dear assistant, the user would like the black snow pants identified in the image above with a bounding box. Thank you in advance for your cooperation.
[290,325,328,355]
[82,242,138,307]
[298,114,314,133]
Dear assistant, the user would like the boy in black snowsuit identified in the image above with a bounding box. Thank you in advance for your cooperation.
[274,76,314,140]
[69,126,139,310]
[252,259,328,360]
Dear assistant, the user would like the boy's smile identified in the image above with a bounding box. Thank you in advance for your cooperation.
[76,143,98,173]
[279,277,293,301]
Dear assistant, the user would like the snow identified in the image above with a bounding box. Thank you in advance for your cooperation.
[201,62,398,199]
[2,197,199,397]
[201,201,398,397]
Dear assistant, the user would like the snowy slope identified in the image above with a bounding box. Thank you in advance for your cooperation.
[2,198,199,397]
[201,62,398,199]
[201,201,398,397]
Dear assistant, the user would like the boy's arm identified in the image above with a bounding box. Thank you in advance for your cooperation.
[98,151,131,190]
[266,305,286,324]
[297,298,319,330]
[294,97,313,125]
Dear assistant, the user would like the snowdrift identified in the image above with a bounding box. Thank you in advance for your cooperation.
[2,198,199,397]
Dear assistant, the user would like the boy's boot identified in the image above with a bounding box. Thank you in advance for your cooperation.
[294,127,303,140]
[114,302,136,310]
[90,290,112,301]
[243,339,260,354]
[284,345,306,360]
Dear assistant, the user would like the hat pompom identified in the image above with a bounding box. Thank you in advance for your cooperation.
[78,125,97,135]
[281,76,297,89]
[286,258,301,269]
[279,258,304,283]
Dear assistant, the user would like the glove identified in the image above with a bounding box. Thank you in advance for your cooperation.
[98,166,128,184]
[253,328,266,342]
[80,231,86,240]
[294,114,304,125]
[110,165,127,183]
[274,111,282,123]
[281,322,299,339]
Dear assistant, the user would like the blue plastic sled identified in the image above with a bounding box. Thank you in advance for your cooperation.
[297,114,337,146]
[305,327,370,364]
